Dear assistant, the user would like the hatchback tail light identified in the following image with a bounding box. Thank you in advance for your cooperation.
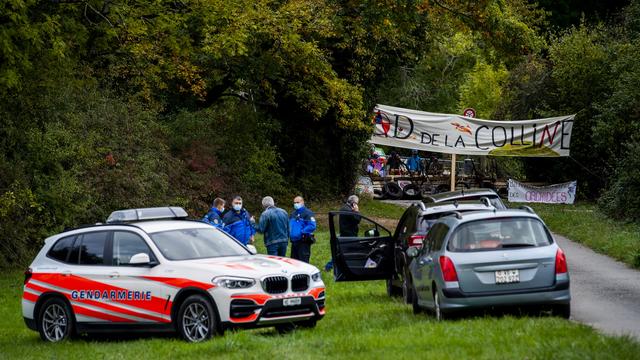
[555,248,568,274]
[408,234,424,247]
[24,268,32,285]
[439,256,458,282]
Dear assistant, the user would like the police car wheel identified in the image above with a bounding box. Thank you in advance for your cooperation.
[177,295,216,342]
[38,297,74,342]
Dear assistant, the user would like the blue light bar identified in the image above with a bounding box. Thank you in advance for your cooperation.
[106,207,189,223]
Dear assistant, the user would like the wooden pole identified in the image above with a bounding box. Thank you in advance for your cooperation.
[450,153,456,191]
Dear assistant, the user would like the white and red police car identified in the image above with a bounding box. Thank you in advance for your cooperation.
[22,207,325,342]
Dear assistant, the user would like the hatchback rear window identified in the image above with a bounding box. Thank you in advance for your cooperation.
[447,218,551,252]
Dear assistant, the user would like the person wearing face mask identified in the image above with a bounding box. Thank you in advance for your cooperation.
[222,196,256,245]
[254,196,290,256]
[202,197,226,229]
[288,196,316,263]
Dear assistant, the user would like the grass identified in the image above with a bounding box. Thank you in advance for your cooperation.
[525,202,640,269]
[1,203,639,359]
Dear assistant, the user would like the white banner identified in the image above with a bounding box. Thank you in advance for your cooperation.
[508,179,577,204]
[370,104,574,157]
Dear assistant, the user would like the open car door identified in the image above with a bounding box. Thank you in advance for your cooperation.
[328,211,395,281]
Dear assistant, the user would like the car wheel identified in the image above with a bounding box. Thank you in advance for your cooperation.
[38,297,74,342]
[275,322,296,334]
[434,290,445,321]
[402,275,413,304]
[411,286,422,314]
[552,303,571,319]
[386,278,401,297]
[177,294,216,342]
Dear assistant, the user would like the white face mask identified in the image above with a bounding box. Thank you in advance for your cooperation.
[233,204,242,211]
[293,203,303,210]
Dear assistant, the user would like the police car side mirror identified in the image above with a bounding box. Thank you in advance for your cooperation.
[364,229,380,237]
[246,245,257,255]
[130,253,151,265]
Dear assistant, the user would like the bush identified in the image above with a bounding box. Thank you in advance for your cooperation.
[599,142,640,221]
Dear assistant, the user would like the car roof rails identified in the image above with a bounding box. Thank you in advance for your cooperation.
[106,207,189,223]
[518,205,535,214]
[414,201,427,211]
[479,196,492,207]
[445,211,463,220]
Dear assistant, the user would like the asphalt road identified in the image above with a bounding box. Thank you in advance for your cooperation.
[383,200,640,339]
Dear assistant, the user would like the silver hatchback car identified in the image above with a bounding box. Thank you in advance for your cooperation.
[328,207,570,320]
[406,208,570,320]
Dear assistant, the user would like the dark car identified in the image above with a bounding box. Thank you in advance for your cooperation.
[387,199,496,303]
[424,188,507,210]
[327,193,497,305]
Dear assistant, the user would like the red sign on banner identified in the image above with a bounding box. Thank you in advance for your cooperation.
[463,108,476,118]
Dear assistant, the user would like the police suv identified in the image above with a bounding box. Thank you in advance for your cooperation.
[22,207,325,342]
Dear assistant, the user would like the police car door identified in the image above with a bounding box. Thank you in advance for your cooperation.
[105,230,168,324]
[328,211,394,281]
[65,230,115,323]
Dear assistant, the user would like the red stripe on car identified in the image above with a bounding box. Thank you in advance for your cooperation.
[31,273,170,315]
[141,276,215,290]
[22,291,39,303]
[27,281,169,322]
[231,293,273,306]
[229,313,258,323]
[307,287,325,299]
[72,304,135,323]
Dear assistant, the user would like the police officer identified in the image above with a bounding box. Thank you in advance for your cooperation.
[202,197,226,229]
[289,196,316,263]
[222,196,256,245]
[254,196,289,256]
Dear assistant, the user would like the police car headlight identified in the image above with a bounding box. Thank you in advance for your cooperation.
[311,271,321,282]
[212,276,256,289]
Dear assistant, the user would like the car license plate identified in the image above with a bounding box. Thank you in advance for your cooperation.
[283,297,301,306]
[495,269,520,284]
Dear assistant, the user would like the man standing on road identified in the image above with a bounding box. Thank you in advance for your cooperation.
[289,196,316,263]
[254,196,289,256]
[325,195,361,271]
[222,196,256,245]
[202,197,226,229]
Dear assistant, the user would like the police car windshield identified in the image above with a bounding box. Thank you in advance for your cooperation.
[149,227,249,260]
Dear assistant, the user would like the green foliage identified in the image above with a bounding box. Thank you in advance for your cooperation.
[599,142,640,222]
[458,61,509,119]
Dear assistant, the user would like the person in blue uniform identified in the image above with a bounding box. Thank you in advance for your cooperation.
[289,196,316,263]
[202,198,226,229]
[222,196,256,245]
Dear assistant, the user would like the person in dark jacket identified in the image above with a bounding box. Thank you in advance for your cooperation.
[202,197,226,229]
[289,196,316,263]
[338,195,361,236]
[222,196,256,245]
[325,195,361,271]
[254,196,289,256]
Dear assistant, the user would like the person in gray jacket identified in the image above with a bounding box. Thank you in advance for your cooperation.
[254,196,290,256]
